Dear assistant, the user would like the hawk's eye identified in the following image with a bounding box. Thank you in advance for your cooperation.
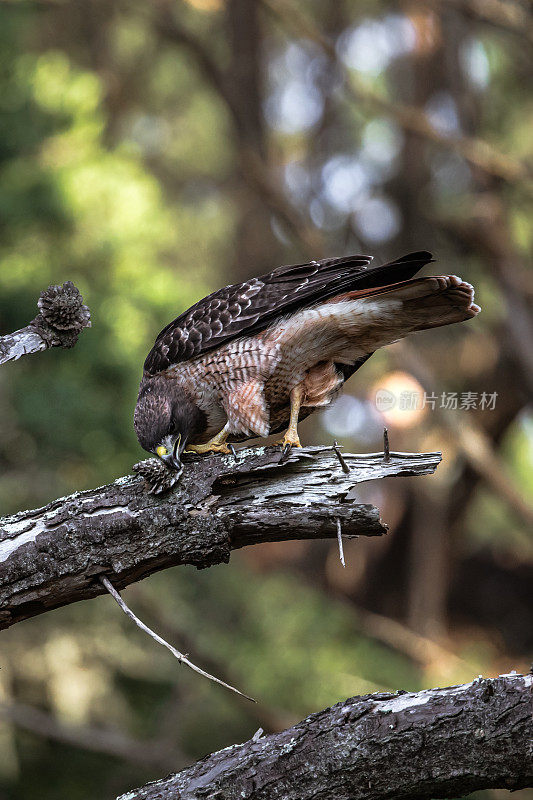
[156,445,168,458]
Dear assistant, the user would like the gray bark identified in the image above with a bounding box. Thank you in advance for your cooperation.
[118,673,533,800]
[0,445,440,629]
[0,281,90,365]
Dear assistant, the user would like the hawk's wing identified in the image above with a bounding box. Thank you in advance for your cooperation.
[143,251,433,375]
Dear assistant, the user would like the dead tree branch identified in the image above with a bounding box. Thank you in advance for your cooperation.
[0,446,440,630]
[118,672,533,800]
[0,282,91,366]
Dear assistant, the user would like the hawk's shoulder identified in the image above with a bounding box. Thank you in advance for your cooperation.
[143,278,265,374]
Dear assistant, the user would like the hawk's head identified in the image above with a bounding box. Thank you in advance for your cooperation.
[134,377,204,475]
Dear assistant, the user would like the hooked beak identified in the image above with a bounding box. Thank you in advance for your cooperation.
[160,434,185,473]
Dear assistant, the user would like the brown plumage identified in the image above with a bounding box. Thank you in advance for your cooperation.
[134,251,480,474]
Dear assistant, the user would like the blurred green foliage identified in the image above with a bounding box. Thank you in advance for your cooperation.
[0,5,234,511]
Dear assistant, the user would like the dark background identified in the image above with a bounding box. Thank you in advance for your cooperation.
[0,0,532,798]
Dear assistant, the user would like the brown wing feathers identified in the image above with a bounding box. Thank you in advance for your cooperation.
[143,251,434,376]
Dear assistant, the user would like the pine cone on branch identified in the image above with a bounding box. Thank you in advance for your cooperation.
[33,281,91,348]
[37,281,91,331]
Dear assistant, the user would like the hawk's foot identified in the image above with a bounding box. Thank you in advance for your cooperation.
[185,423,233,456]
[277,384,304,455]
[185,442,232,456]
[275,428,302,449]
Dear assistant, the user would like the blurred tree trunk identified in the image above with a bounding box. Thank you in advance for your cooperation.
[386,8,469,636]
[407,483,450,638]
[225,0,282,279]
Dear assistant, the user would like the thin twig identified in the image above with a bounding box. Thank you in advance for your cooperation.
[278,442,293,464]
[383,428,390,463]
[333,441,350,474]
[228,443,239,462]
[336,518,346,568]
[100,576,255,702]
[131,589,298,733]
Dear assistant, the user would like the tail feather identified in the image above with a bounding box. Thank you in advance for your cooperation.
[330,274,480,332]
[323,274,480,369]
[406,281,481,331]
[353,250,434,290]
[397,276,480,331]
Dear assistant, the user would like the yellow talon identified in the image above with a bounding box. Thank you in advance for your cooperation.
[276,384,304,450]
[185,441,232,455]
[185,423,232,456]
[276,429,302,449]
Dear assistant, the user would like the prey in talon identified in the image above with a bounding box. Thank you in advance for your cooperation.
[134,251,480,478]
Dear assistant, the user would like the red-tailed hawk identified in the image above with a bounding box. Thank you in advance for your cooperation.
[134,251,479,474]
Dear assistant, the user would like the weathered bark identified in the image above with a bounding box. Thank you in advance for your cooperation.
[118,672,533,800]
[0,446,440,629]
[0,281,91,365]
